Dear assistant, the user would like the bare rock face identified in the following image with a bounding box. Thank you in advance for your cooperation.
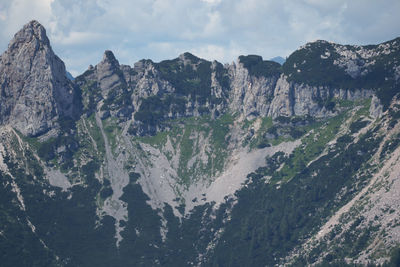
[267,75,293,118]
[268,75,374,118]
[130,59,174,107]
[96,50,126,98]
[228,60,278,120]
[227,55,372,121]
[77,50,127,100]
[369,94,383,118]
[75,50,134,120]
[0,20,76,136]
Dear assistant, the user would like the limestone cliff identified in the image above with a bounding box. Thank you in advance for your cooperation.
[228,58,278,120]
[0,20,78,136]
[1,21,400,267]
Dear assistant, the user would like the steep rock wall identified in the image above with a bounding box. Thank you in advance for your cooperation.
[0,20,77,136]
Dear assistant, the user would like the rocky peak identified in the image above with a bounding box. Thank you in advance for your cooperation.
[132,59,156,77]
[85,50,126,99]
[178,52,201,66]
[74,50,130,117]
[8,20,50,51]
[0,20,77,137]
[100,50,120,68]
[131,59,172,102]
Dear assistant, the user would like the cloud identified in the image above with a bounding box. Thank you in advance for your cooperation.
[201,0,222,5]
[0,0,53,37]
[192,43,243,63]
[52,31,107,46]
[0,0,399,76]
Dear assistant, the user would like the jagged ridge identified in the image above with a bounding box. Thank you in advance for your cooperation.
[1,20,400,267]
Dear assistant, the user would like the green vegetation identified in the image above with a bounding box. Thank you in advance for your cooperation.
[350,118,369,133]
[282,39,400,109]
[254,112,345,183]
[19,119,80,172]
[270,100,371,183]
[283,41,354,87]
[0,171,59,267]
[134,54,232,132]
[156,53,213,103]
[210,119,382,266]
[213,60,231,89]
[380,133,400,160]
[101,86,130,113]
[103,117,121,153]
[239,55,282,78]
[134,95,187,128]
[76,80,101,113]
[383,246,400,267]
[84,114,105,155]
[209,112,234,150]
[135,113,234,187]
[99,186,113,199]
[136,126,171,148]
[1,142,118,267]
[3,40,400,266]
[242,116,314,149]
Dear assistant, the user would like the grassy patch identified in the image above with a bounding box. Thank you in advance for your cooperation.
[134,114,235,187]
[103,117,121,154]
[273,112,347,182]
[137,127,172,148]
[85,114,105,156]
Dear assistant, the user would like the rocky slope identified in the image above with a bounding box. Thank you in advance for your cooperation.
[1,21,400,266]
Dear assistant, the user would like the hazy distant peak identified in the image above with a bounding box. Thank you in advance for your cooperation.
[270,56,286,65]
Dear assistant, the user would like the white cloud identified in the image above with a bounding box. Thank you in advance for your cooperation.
[192,43,243,63]
[203,11,223,37]
[0,0,399,75]
[52,31,107,46]
[0,0,53,36]
[201,0,222,5]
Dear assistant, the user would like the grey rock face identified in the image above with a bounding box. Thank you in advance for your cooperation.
[369,95,383,118]
[227,56,374,121]
[77,41,383,138]
[78,50,127,99]
[268,75,293,118]
[268,75,373,118]
[97,50,126,98]
[228,60,278,120]
[0,21,392,139]
[78,55,173,108]
[75,50,134,119]
[0,20,76,136]
[130,59,174,108]
[77,46,377,137]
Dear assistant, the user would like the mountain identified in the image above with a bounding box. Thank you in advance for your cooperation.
[66,71,74,81]
[270,56,286,65]
[0,21,80,137]
[1,20,400,266]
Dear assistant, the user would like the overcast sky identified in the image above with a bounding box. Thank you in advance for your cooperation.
[1,0,399,76]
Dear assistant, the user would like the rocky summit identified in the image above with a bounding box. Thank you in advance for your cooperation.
[0,21,79,137]
[1,20,400,266]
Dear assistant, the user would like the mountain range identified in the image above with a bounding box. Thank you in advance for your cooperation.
[1,20,400,266]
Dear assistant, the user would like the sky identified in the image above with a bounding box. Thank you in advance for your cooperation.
[0,0,399,76]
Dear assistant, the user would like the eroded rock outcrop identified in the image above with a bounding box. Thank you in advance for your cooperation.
[268,75,374,118]
[228,59,278,120]
[0,20,77,136]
